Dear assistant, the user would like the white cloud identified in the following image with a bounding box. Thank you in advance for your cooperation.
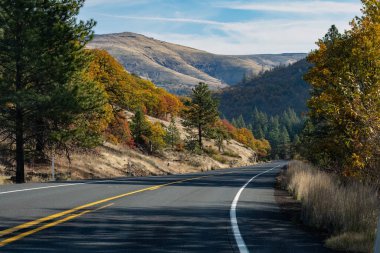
[100,14,224,25]
[104,13,353,54]
[144,18,352,54]
[217,1,361,14]
[90,0,361,54]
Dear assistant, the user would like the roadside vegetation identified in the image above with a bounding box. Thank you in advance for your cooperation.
[282,1,380,252]
[0,1,270,183]
[282,161,378,253]
[299,0,380,182]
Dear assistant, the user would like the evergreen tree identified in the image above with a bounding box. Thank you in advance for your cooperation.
[236,115,246,128]
[130,108,151,146]
[165,117,181,150]
[213,120,230,152]
[256,126,265,140]
[183,83,219,149]
[268,116,280,158]
[231,118,238,128]
[0,0,99,183]
[279,126,291,159]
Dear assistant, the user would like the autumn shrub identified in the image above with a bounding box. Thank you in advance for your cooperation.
[285,160,379,253]
[220,119,271,158]
[105,112,134,147]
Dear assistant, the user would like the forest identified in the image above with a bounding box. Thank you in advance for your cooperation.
[230,108,303,160]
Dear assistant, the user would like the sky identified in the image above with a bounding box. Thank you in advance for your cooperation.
[79,0,363,55]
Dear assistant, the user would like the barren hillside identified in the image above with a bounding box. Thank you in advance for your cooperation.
[88,32,306,94]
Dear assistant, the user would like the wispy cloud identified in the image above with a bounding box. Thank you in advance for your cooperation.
[84,0,150,7]
[217,1,361,14]
[100,14,224,25]
[98,11,356,54]
[81,0,363,54]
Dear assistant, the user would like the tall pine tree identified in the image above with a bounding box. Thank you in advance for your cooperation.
[183,83,219,149]
[0,0,101,182]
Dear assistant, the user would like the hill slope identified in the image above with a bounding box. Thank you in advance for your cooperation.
[88,32,306,94]
[219,59,312,119]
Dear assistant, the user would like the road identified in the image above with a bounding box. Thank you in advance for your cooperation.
[0,161,334,252]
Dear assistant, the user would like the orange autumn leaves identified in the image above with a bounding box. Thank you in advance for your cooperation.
[220,120,270,158]
[83,49,270,158]
[86,49,183,119]
[84,49,183,144]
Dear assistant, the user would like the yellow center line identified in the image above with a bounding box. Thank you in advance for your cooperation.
[0,174,213,247]
[0,203,114,248]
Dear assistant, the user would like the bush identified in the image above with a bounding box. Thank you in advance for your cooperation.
[285,161,379,252]
[212,154,228,164]
[222,149,241,158]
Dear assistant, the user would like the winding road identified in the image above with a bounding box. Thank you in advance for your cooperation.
[0,161,334,252]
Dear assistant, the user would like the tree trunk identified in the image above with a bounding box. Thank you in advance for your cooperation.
[15,20,25,183]
[198,124,202,149]
[15,107,25,183]
[35,117,45,163]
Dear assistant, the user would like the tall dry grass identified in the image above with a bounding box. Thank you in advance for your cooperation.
[284,160,379,253]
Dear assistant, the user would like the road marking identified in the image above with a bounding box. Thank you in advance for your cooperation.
[0,179,125,195]
[0,174,210,246]
[230,164,282,253]
[0,203,114,247]
[0,183,86,195]
[0,164,277,248]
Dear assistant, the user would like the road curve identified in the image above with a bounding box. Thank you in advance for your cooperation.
[0,161,334,252]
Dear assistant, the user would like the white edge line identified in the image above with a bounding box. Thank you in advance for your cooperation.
[0,163,279,195]
[230,164,282,253]
[0,179,120,195]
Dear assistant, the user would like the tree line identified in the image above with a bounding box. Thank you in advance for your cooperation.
[230,108,304,160]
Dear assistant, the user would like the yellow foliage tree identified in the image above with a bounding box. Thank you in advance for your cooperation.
[304,0,380,178]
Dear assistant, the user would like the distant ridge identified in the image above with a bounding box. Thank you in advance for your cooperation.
[88,32,306,94]
[219,59,312,118]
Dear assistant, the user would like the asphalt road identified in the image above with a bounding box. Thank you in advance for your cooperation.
[0,161,335,253]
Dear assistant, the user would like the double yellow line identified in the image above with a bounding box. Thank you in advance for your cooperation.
[0,174,211,247]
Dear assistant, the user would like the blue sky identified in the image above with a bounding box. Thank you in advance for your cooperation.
[79,0,362,54]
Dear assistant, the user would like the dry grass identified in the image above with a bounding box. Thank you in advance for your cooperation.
[0,175,11,184]
[284,160,379,253]
[211,154,229,164]
[222,149,241,158]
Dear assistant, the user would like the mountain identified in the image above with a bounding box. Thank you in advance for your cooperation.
[219,59,312,119]
[88,32,306,94]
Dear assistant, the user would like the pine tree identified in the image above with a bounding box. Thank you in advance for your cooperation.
[183,83,219,149]
[165,117,181,150]
[236,115,246,128]
[0,0,99,183]
[213,120,230,152]
[231,118,238,128]
[130,108,151,146]
[256,126,265,140]
[279,126,291,159]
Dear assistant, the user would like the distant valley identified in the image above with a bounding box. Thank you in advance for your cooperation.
[88,32,306,94]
